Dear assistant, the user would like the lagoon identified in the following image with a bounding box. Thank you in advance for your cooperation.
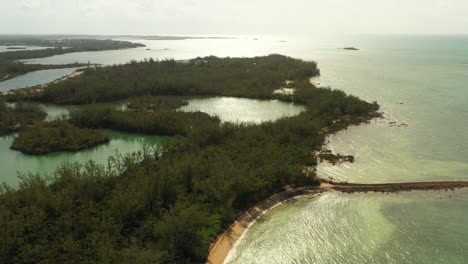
[0,130,162,186]
[179,97,306,124]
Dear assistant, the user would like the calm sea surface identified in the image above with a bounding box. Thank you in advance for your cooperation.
[2,35,468,263]
[0,67,80,92]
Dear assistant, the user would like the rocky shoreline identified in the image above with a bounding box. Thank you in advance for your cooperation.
[328,180,468,193]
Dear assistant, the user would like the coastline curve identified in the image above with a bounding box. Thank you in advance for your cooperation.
[207,180,468,264]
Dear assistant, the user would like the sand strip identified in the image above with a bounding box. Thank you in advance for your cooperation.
[206,187,324,264]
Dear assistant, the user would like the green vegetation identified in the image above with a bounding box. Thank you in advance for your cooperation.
[0,38,145,51]
[70,105,220,136]
[14,55,319,104]
[10,121,110,155]
[0,55,379,263]
[0,102,46,135]
[318,150,355,165]
[0,38,144,81]
[126,96,189,111]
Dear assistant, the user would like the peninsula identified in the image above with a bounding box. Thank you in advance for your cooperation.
[0,38,145,81]
[1,55,379,263]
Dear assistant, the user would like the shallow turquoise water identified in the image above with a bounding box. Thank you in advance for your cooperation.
[310,36,468,183]
[227,190,468,264]
[0,130,162,186]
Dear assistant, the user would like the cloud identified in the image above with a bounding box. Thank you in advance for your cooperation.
[1,0,468,35]
[17,0,50,9]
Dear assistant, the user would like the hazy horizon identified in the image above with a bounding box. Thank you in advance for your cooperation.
[1,0,468,36]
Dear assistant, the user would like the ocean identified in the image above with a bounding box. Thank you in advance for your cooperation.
[224,35,468,264]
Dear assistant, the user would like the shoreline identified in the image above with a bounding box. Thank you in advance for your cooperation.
[42,69,83,87]
[208,180,468,264]
[206,186,325,264]
[0,69,83,96]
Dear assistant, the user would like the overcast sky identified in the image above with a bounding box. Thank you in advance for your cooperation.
[1,0,468,35]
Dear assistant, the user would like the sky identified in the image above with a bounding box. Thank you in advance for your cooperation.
[1,0,468,36]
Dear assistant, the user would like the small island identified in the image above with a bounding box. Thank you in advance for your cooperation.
[69,104,218,136]
[343,47,359,51]
[10,120,110,155]
[126,96,189,111]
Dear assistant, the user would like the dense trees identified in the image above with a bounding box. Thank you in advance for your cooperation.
[10,121,110,155]
[126,96,188,111]
[17,55,319,104]
[0,55,379,263]
[0,102,46,135]
[69,105,220,136]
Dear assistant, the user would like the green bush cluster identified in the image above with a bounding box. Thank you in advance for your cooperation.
[10,120,110,155]
[0,102,46,135]
[69,106,220,136]
[126,96,189,111]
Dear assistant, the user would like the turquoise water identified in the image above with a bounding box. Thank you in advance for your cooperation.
[227,190,468,264]
[0,103,161,186]
[0,130,162,186]
[0,98,302,186]
[310,36,468,183]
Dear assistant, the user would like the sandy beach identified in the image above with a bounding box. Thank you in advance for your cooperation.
[44,70,83,87]
[206,187,325,264]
